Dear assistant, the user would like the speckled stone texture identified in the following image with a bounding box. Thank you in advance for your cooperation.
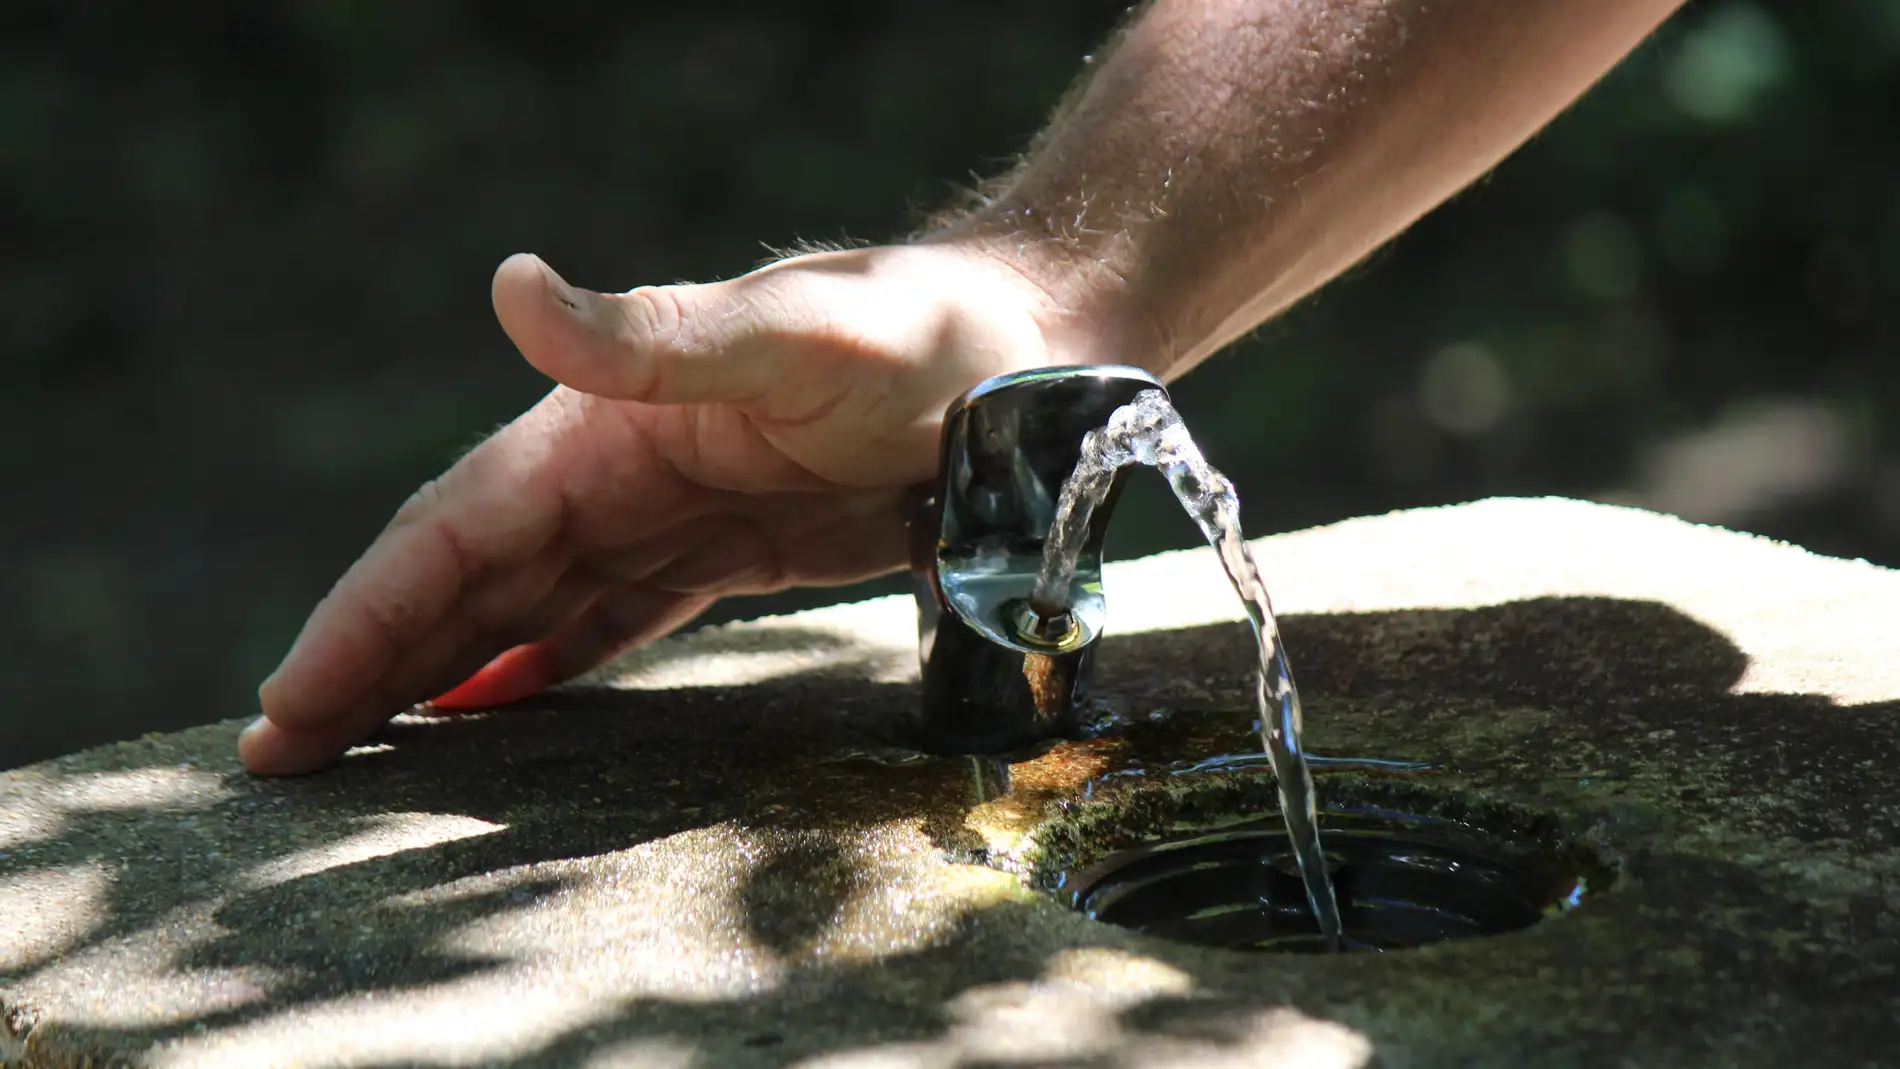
[3,498,1897,1068]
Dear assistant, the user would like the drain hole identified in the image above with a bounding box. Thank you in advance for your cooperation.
[1060,808,1608,953]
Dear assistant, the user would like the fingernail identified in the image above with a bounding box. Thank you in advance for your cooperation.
[540,261,592,318]
[240,714,271,742]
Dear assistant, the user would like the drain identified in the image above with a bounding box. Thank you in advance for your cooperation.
[1055,800,1612,953]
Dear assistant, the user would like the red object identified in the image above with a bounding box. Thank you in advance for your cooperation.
[428,645,558,710]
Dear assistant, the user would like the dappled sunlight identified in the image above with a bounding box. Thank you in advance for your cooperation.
[1152,1008,1373,1069]
[897,947,1363,1068]
[4,497,1897,1064]
[417,821,1023,983]
[243,812,507,891]
[44,767,230,812]
[589,616,916,692]
[788,860,1023,968]
[0,582,1876,1067]
[781,983,1371,1069]
[142,975,637,1069]
[21,903,277,1029]
[0,765,230,852]
[609,646,902,690]
[413,824,790,999]
[133,819,1042,1067]
[120,880,1370,1069]
[577,1037,700,1069]
[0,863,110,973]
[941,978,1154,1062]
[0,774,62,852]
[790,1042,946,1069]
[942,995,1372,1069]
[1040,947,1195,995]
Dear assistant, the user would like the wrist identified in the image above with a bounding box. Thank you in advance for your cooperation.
[917,217,1185,382]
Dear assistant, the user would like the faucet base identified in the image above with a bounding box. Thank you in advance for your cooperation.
[909,364,1166,757]
[911,585,1094,756]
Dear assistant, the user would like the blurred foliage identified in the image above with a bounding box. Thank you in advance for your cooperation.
[3,0,1897,767]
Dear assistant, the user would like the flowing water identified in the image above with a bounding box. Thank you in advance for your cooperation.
[1030,389,1344,950]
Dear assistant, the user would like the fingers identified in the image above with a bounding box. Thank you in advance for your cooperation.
[244,489,906,776]
[257,432,566,729]
[425,493,908,718]
[242,566,611,776]
[493,253,812,408]
[247,395,590,775]
[253,501,479,735]
[239,710,390,777]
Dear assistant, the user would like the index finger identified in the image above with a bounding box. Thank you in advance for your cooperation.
[253,397,574,735]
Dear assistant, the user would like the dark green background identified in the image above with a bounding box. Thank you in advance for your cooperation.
[5,1,1897,769]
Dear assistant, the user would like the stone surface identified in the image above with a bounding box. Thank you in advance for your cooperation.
[3,497,1898,1068]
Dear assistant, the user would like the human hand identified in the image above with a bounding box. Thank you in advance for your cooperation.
[241,241,1097,774]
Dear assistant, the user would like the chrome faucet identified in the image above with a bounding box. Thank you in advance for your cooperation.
[906,365,1167,755]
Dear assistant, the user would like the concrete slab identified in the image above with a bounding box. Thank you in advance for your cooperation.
[3,498,1897,1067]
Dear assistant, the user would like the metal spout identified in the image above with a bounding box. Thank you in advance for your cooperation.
[907,365,1166,755]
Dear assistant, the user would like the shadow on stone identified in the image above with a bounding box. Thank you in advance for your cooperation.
[3,594,1898,1067]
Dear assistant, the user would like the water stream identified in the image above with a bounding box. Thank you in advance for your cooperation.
[1030,389,1345,950]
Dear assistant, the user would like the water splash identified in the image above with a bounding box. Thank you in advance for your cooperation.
[1030,389,1344,950]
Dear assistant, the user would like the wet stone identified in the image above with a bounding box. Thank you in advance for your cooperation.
[3,498,1899,1067]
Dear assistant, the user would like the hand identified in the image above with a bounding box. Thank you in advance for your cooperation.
[241,241,1086,774]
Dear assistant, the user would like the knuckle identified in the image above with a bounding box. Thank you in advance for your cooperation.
[615,286,686,352]
[361,587,427,645]
[389,478,446,530]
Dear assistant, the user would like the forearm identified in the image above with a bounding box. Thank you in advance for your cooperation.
[930,0,1685,378]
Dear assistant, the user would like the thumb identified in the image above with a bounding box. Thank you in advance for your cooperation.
[491,253,794,406]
